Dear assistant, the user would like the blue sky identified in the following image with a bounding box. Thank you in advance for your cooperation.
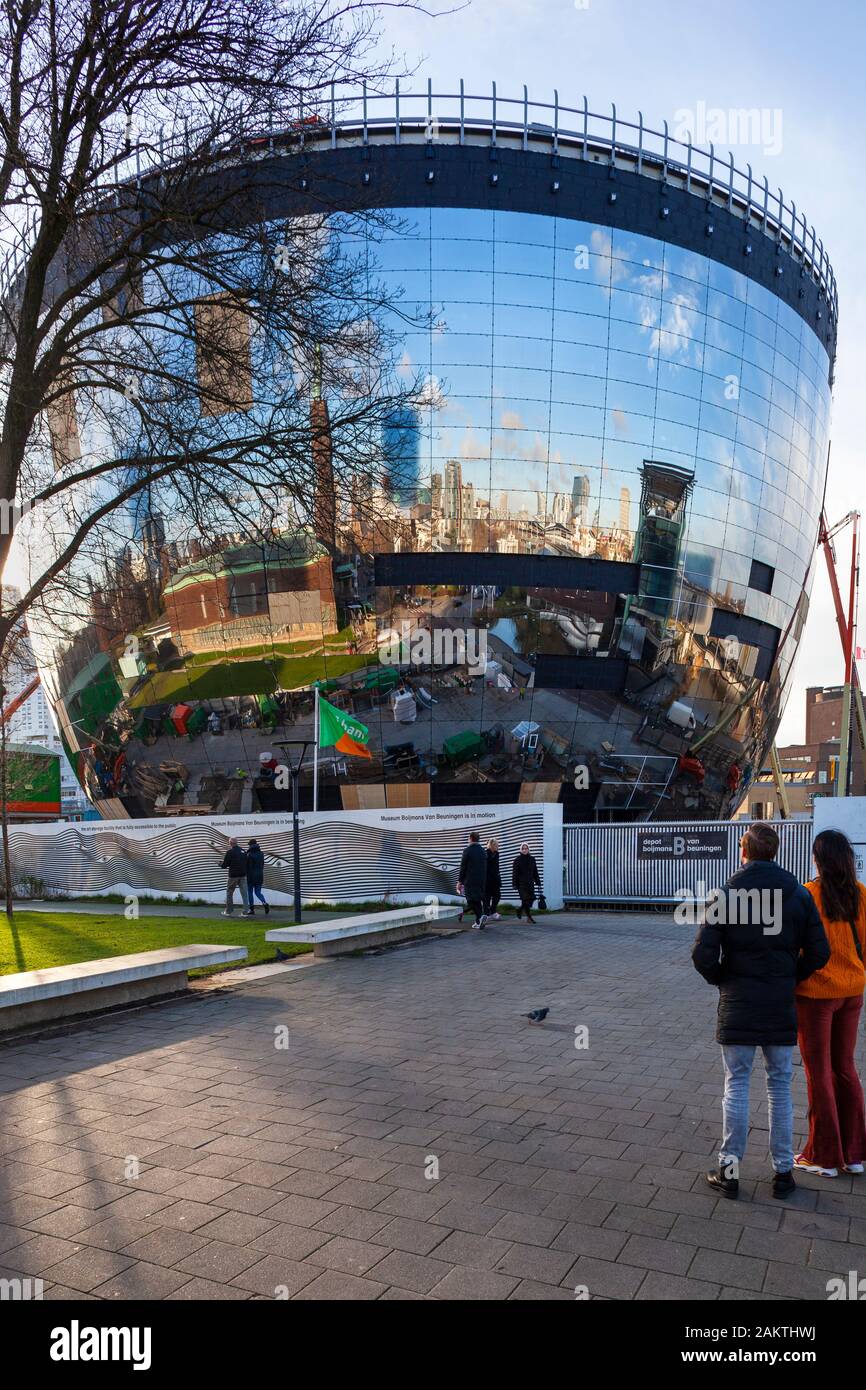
[380,0,866,743]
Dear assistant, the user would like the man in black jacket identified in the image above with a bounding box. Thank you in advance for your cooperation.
[457,831,488,929]
[220,838,249,916]
[692,821,829,1200]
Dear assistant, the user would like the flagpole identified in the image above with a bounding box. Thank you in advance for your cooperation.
[313,686,319,813]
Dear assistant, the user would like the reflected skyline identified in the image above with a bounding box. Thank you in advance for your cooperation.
[23,203,832,821]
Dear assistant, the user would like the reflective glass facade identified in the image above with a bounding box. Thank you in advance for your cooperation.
[25,195,833,821]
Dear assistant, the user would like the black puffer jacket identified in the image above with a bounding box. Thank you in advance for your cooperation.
[692,860,830,1045]
[458,842,487,900]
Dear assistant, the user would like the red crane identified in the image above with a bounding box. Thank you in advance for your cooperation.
[0,673,41,724]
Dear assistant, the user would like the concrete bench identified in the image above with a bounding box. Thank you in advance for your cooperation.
[266,904,462,958]
[0,944,248,1032]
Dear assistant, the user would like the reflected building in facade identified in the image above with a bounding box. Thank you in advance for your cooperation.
[21,89,838,821]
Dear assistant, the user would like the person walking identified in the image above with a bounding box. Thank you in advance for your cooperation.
[513,842,541,922]
[244,838,270,917]
[457,831,488,929]
[485,838,502,920]
[220,837,249,916]
[794,829,866,1178]
[692,821,829,1201]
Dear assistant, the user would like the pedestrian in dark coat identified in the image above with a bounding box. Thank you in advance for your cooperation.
[485,838,502,919]
[692,821,829,1202]
[458,831,488,928]
[220,838,249,916]
[245,839,269,916]
[512,843,541,922]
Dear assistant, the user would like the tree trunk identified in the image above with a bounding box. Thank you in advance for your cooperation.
[0,700,13,919]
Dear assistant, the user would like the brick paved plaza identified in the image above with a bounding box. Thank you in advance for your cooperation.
[1,912,864,1302]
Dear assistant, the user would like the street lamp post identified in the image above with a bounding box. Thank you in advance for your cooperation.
[274,739,310,922]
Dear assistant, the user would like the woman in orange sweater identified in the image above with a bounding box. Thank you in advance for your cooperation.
[795,829,866,1178]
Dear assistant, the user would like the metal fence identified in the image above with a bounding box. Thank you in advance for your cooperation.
[1,81,837,324]
[563,819,815,903]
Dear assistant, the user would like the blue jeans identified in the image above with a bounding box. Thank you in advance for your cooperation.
[247,881,267,906]
[719,1045,794,1174]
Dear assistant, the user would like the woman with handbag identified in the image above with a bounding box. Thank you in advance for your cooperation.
[795,829,866,1178]
[512,843,541,923]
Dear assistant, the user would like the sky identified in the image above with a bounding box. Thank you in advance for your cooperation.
[377,0,866,743]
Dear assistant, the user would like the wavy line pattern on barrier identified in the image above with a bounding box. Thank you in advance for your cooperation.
[7,813,546,900]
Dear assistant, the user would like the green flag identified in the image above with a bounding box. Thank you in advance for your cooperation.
[318,696,372,759]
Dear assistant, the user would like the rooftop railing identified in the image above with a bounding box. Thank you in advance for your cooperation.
[0,81,838,330]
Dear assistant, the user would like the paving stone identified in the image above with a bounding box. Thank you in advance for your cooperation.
[635,1271,720,1300]
[173,1239,263,1282]
[428,1200,503,1235]
[429,1266,520,1300]
[313,1206,393,1242]
[120,1228,208,1266]
[75,1218,162,1253]
[2,1234,82,1274]
[427,1230,511,1271]
[541,1194,616,1227]
[550,1222,628,1261]
[258,1194,338,1228]
[486,1211,565,1247]
[169,1176,240,1204]
[42,1246,135,1293]
[229,1254,320,1297]
[561,1255,645,1300]
[494,1242,576,1285]
[96,1261,192,1300]
[602,1204,677,1237]
[167,1277,252,1300]
[306,1236,390,1276]
[363,1249,453,1294]
[781,1208,850,1241]
[736,1225,811,1266]
[507,1279,575,1300]
[807,1237,866,1274]
[764,1260,841,1299]
[618,1234,696,1276]
[483,1184,555,1215]
[372,1217,451,1256]
[688,1247,767,1291]
[195,1210,276,1246]
[264,1169,342,1200]
[292,1269,388,1300]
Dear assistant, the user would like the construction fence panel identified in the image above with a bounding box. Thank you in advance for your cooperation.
[563,819,815,903]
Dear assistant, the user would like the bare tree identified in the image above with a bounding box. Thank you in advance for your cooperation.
[0,0,427,662]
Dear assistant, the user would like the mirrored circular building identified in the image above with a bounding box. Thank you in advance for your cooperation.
[22,87,838,821]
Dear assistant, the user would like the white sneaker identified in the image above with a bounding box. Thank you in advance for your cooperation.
[794,1154,838,1178]
[491,913,501,920]
[843,1163,865,1174]
[221,911,234,917]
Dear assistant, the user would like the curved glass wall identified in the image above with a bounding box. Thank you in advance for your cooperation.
[22,205,832,821]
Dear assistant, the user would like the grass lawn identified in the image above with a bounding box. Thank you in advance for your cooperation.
[128,650,369,707]
[0,912,310,979]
